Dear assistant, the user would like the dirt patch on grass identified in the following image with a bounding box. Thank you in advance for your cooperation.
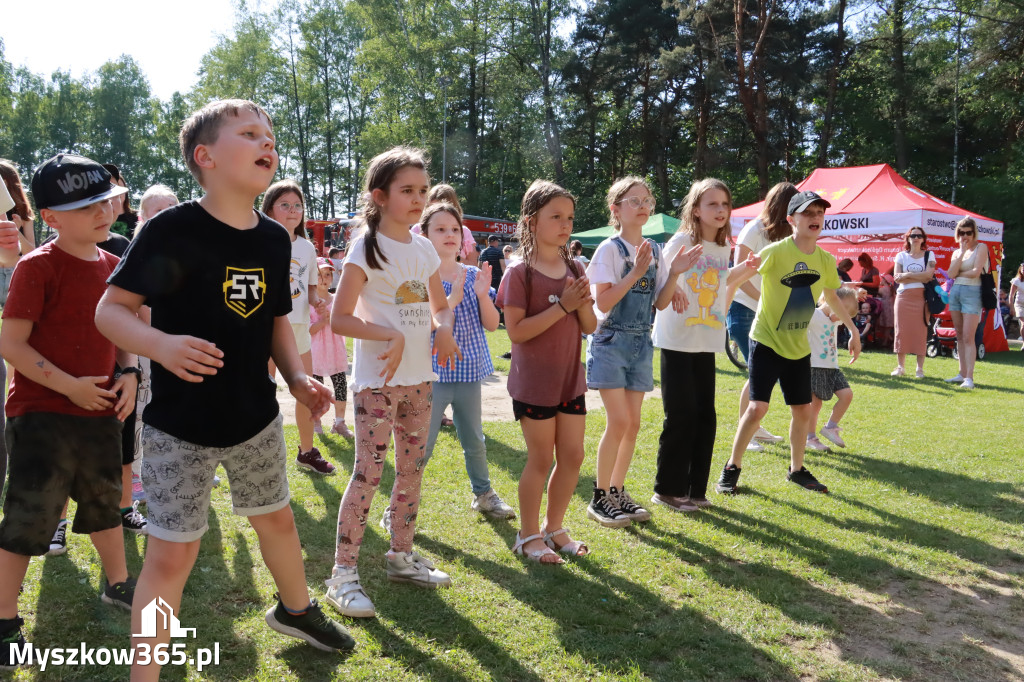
[830,562,1024,681]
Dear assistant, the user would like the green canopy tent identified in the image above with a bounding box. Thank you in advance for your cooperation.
[571,213,681,250]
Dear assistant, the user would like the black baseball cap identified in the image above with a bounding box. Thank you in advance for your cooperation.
[787,190,831,216]
[488,235,501,244]
[31,154,128,211]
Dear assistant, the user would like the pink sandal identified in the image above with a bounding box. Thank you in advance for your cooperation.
[512,532,562,564]
[542,528,589,557]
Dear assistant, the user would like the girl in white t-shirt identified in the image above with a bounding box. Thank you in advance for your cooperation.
[650,179,759,511]
[584,176,700,528]
[262,180,334,474]
[805,288,859,451]
[325,147,461,618]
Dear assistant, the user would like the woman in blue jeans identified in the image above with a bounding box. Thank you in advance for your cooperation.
[726,182,797,452]
[944,217,989,389]
[420,202,516,518]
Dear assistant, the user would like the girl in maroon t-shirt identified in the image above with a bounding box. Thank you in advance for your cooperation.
[503,180,597,564]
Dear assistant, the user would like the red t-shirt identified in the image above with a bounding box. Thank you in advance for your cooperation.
[3,243,120,418]
[502,261,587,406]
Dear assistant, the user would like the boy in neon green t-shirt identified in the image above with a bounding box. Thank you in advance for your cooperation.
[717,191,861,494]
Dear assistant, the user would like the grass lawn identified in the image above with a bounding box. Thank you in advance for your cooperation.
[5,342,1024,681]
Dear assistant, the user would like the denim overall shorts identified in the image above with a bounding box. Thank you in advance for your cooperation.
[585,237,659,392]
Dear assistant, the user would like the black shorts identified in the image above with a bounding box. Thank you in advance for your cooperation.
[122,408,137,465]
[0,413,124,555]
[512,394,587,421]
[748,340,812,406]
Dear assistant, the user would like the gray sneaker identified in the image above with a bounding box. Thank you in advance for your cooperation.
[471,490,516,519]
[385,551,451,588]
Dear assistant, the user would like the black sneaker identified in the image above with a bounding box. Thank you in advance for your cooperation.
[101,576,137,611]
[609,486,651,522]
[121,502,148,535]
[0,617,26,670]
[265,594,355,652]
[787,466,829,493]
[715,464,742,494]
[46,521,68,556]
[586,487,631,528]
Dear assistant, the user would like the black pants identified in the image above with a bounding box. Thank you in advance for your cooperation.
[654,349,716,499]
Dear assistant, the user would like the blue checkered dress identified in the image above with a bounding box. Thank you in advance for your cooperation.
[432,265,494,383]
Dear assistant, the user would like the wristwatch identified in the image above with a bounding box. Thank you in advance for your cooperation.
[114,367,142,380]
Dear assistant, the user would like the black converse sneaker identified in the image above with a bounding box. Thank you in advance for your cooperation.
[46,520,68,556]
[715,464,742,494]
[609,486,651,522]
[587,487,631,528]
[121,502,148,535]
[1,617,26,670]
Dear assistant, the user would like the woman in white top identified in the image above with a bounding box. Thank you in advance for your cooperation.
[1009,262,1024,348]
[944,217,989,389]
[891,227,936,377]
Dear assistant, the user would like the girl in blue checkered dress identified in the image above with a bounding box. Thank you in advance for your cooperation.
[420,202,516,519]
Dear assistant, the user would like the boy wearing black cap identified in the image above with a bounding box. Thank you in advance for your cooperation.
[0,154,139,668]
[95,99,353,680]
[716,191,861,495]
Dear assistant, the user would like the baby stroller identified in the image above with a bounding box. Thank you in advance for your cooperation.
[926,307,987,360]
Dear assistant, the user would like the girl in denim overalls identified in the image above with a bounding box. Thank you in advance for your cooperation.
[651,178,758,511]
[584,177,702,527]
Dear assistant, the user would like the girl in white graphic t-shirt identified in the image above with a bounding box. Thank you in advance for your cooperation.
[650,179,759,511]
[325,147,460,619]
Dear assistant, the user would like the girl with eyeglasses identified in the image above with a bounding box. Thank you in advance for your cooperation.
[262,179,337,473]
[944,217,989,389]
[583,177,700,525]
[891,228,937,377]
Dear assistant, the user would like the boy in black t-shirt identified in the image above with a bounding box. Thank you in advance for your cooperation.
[96,100,354,679]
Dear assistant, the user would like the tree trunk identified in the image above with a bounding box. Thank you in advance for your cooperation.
[891,0,909,172]
[734,0,773,196]
[816,0,847,167]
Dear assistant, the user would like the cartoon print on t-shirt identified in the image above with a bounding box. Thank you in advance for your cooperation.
[777,262,820,332]
[289,257,308,301]
[686,269,723,328]
[223,267,266,318]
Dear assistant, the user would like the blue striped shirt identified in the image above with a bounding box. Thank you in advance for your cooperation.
[432,265,494,383]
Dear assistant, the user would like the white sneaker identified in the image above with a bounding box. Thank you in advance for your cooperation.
[324,565,375,618]
[890,367,905,376]
[471,489,516,519]
[820,425,846,448]
[960,378,975,389]
[806,435,829,451]
[945,374,965,383]
[746,439,764,452]
[385,551,451,588]
[380,508,392,536]
[754,426,784,443]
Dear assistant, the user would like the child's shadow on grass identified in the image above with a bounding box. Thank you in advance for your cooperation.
[416,534,800,681]
[639,501,1021,680]
[817,448,1024,527]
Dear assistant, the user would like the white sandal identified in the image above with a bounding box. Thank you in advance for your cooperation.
[542,528,589,557]
[512,532,562,564]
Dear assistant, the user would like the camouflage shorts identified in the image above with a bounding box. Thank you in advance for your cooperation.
[141,414,290,542]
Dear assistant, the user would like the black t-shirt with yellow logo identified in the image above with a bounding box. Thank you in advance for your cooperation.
[109,200,292,447]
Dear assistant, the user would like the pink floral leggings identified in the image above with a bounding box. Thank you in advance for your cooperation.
[335,382,432,566]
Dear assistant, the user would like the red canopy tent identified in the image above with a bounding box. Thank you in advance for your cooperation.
[731,164,1008,352]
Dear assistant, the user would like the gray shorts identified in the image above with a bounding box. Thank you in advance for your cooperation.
[140,414,290,542]
[810,367,850,402]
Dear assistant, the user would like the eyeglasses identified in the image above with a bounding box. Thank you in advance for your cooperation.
[908,234,924,239]
[275,202,303,212]
[956,230,975,236]
[616,196,657,210]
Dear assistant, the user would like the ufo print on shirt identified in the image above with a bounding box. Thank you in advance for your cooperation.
[777,262,821,332]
